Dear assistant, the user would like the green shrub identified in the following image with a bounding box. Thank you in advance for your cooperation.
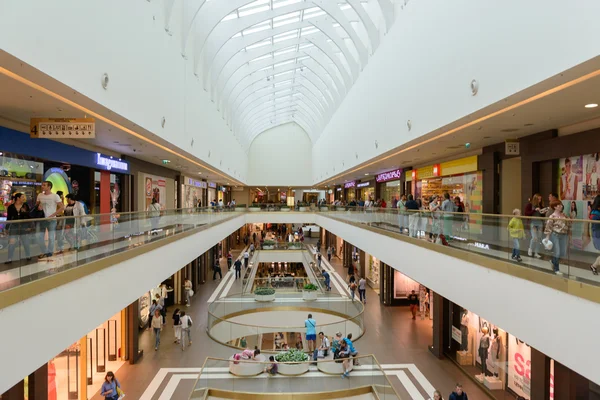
[303,283,318,291]
[263,240,276,246]
[254,288,275,296]
[275,348,309,362]
[234,204,247,208]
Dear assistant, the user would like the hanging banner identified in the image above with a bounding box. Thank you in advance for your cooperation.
[507,334,531,398]
[30,117,95,139]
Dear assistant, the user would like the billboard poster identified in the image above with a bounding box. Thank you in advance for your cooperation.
[508,334,531,399]
[558,154,600,252]
[144,174,167,210]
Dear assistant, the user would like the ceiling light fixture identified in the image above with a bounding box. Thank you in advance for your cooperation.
[364,173,369,175]
[585,103,598,108]
[162,159,170,164]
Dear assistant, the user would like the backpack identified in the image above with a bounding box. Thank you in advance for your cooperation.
[79,201,90,215]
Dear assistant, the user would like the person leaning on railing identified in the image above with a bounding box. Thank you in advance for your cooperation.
[5,193,33,264]
[544,200,569,274]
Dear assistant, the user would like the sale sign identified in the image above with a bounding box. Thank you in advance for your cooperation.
[508,334,531,398]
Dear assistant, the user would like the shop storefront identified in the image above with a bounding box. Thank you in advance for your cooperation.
[344,181,356,203]
[356,180,375,202]
[0,127,130,218]
[335,186,343,201]
[181,176,206,209]
[139,173,175,211]
[376,168,404,205]
[364,253,380,293]
[207,182,217,204]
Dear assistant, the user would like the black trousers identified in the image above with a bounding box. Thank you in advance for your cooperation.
[213,267,222,280]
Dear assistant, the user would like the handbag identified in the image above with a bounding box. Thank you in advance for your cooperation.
[29,207,45,219]
[188,289,194,297]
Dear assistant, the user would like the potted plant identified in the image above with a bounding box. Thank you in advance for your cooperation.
[262,240,276,250]
[249,202,261,212]
[235,204,247,212]
[298,202,308,212]
[254,287,275,302]
[287,242,302,250]
[280,205,291,212]
[302,283,318,301]
[274,348,310,375]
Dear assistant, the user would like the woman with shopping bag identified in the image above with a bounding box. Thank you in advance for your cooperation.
[100,371,124,399]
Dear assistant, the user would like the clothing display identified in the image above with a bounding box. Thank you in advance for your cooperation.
[490,333,501,377]
[478,334,490,376]
[460,311,469,352]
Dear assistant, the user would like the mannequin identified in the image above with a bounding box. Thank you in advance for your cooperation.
[491,328,501,378]
[460,309,469,352]
[479,326,490,376]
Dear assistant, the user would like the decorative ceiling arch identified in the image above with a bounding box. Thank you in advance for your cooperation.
[173,0,397,151]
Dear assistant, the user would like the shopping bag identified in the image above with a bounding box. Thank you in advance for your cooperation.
[117,386,125,399]
[189,289,194,297]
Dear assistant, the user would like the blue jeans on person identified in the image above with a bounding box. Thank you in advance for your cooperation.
[530,222,543,254]
[181,327,191,344]
[154,327,161,348]
[550,232,568,272]
[7,232,31,261]
[37,219,57,255]
[512,238,520,258]
[325,278,331,291]
[359,289,366,303]
[443,216,453,239]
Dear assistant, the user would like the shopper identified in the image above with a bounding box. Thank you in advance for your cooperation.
[348,277,357,301]
[338,340,352,379]
[243,250,250,268]
[34,181,64,259]
[172,308,182,343]
[545,193,559,217]
[449,383,468,400]
[213,258,222,280]
[404,194,420,238]
[226,251,233,269]
[397,194,407,233]
[544,200,569,274]
[180,311,193,346]
[433,390,444,400]
[148,299,161,330]
[317,331,330,357]
[147,198,162,235]
[317,252,322,268]
[155,293,166,324]
[184,278,193,306]
[429,195,442,242]
[151,309,162,350]
[234,258,242,279]
[441,192,455,240]
[305,313,317,353]
[327,246,332,262]
[358,276,366,304]
[524,194,545,259]
[322,269,331,291]
[100,371,122,400]
[589,195,600,275]
[250,243,255,255]
[55,191,65,254]
[62,194,86,252]
[344,333,359,365]
[5,193,32,264]
[265,356,278,376]
[408,290,419,320]
[508,209,525,262]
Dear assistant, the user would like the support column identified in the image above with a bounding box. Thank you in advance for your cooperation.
[2,380,24,400]
[530,348,550,400]
[554,361,589,399]
[380,262,392,305]
[28,363,48,400]
[358,250,366,278]
[429,292,445,359]
[79,336,88,400]
[126,301,142,364]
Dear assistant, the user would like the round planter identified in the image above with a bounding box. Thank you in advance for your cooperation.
[254,293,275,302]
[229,354,266,376]
[320,207,329,212]
[299,207,308,212]
[276,362,310,376]
[336,207,347,211]
[317,357,353,375]
[248,207,261,212]
[262,245,275,250]
[280,208,291,212]
[235,207,247,212]
[302,290,318,301]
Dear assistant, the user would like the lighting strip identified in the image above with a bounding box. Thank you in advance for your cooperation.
[320,69,600,186]
[0,67,244,186]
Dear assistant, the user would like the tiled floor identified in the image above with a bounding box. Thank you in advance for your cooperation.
[90,238,490,400]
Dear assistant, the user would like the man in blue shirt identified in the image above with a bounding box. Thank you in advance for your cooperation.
[344,333,359,365]
[322,269,331,291]
[305,313,317,353]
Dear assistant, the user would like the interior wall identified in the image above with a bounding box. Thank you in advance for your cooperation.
[0,0,248,183]
[248,123,312,186]
[312,0,600,184]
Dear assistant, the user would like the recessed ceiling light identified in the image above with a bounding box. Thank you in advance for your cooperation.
[364,173,369,176]
[198,172,202,174]
[585,103,598,108]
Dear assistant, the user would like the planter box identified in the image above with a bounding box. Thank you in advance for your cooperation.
[320,207,329,212]
[262,245,275,250]
[277,362,310,376]
[299,207,308,212]
[336,207,347,211]
[302,290,318,301]
[254,293,275,302]
[280,208,291,212]
[235,207,247,212]
[248,207,261,212]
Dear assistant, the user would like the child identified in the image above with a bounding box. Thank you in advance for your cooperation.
[508,209,525,262]
[265,356,278,376]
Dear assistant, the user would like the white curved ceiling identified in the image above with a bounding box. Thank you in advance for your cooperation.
[177,0,397,150]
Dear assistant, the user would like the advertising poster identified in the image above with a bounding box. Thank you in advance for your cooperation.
[184,186,202,209]
[144,174,167,210]
[508,334,531,399]
[558,154,600,252]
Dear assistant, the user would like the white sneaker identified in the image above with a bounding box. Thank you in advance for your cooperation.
[534,253,541,259]
[528,248,532,257]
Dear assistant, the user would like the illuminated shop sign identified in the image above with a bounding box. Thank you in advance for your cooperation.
[344,181,356,189]
[95,153,129,173]
[376,168,403,183]
[208,182,217,189]
[187,178,207,188]
[336,188,342,192]
[357,181,371,188]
